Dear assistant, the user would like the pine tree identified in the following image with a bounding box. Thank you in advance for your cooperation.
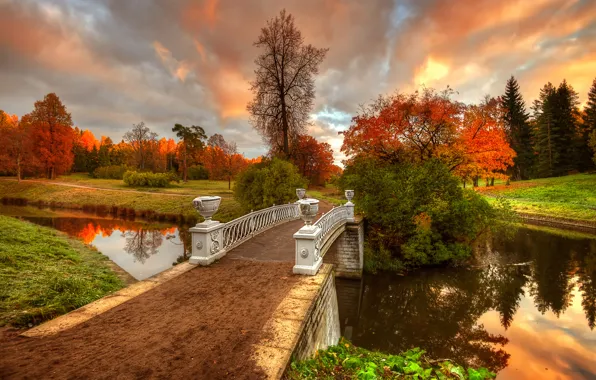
[532,83,559,177]
[501,76,533,179]
[555,80,581,174]
[583,78,596,167]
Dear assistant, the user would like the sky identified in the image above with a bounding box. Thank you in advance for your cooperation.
[1,0,595,164]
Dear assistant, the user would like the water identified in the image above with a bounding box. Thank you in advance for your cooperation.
[337,227,596,379]
[0,205,191,281]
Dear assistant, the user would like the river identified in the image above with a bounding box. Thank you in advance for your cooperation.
[336,226,596,379]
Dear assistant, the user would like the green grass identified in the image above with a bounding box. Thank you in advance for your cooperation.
[0,179,243,223]
[49,173,235,198]
[478,173,596,222]
[287,338,495,379]
[0,215,125,327]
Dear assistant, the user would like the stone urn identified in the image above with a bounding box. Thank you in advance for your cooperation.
[345,190,354,204]
[296,188,306,201]
[193,196,221,223]
[299,198,319,226]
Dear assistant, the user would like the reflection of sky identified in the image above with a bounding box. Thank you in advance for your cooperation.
[91,230,184,281]
[479,280,596,380]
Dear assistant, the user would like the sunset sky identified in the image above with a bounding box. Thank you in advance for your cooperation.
[1,0,595,163]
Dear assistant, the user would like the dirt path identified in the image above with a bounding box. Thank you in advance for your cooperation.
[0,260,301,379]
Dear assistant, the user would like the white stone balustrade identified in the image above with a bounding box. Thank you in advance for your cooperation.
[293,190,355,276]
[189,200,300,266]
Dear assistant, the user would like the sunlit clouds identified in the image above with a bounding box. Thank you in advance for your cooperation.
[1,0,595,163]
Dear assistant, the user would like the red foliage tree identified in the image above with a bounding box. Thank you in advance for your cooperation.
[0,112,40,181]
[27,93,75,179]
[291,135,335,185]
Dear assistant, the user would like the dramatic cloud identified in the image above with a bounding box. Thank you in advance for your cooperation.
[1,0,595,163]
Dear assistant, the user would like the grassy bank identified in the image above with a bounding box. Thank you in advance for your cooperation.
[287,338,495,379]
[477,173,596,222]
[0,179,243,223]
[0,215,124,327]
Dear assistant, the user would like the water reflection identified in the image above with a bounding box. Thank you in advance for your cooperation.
[0,205,192,280]
[337,227,596,379]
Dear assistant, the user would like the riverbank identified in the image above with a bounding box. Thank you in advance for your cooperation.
[0,179,243,223]
[0,215,124,327]
[477,173,596,223]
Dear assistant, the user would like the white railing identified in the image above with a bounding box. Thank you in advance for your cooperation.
[313,205,349,257]
[222,203,300,252]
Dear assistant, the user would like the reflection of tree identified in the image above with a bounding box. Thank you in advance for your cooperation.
[352,269,510,372]
[123,229,163,263]
[577,241,596,330]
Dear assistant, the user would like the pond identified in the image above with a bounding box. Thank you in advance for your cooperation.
[0,205,191,281]
[336,227,596,379]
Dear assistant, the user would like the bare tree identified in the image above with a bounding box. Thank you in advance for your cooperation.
[247,9,328,157]
[123,121,157,170]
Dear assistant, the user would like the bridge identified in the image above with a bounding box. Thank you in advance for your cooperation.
[188,189,363,278]
[1,190,363,379]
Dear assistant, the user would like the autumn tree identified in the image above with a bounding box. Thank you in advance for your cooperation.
[341,87,463,166]
[0,111,38,181]
[205,134,244,189]
[501,76,533,180]
[124,122,157,170]
[291,135,335,185]
[247,9,328,157]
[27,93,75,179]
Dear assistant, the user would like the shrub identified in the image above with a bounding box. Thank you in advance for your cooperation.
[341,157,517,269]
[187,165,209,180]
[92,165,130,179]
[233,158,306,212]
[122,171,172,187]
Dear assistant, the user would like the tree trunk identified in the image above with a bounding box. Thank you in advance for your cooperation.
[51,166,55,180]
[228,175,231,190]
[16,155,21,182]
[473,176,479,187]
[463,180,466,189]
[183,143,188,182]
[490,177,495,186]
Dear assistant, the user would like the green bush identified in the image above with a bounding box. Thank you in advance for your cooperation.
[341,157,517,269]
[287,338,495,380]
[187,165,209,180]
[122,171,172,187]
[92,165,130,179]
[233,158,306,212]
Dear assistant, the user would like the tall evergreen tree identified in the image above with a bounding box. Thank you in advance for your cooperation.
[532,83,559,177]
[554,80,581,174]
[501,76,533,179]
[583,78,596,167]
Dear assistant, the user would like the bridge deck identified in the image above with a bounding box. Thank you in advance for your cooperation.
[0,201,333,380]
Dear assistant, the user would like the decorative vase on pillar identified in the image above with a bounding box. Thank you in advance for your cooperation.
[296,188,306,201]
[192,196,221,224]
[299,198,319,226]
[345,190,354,204]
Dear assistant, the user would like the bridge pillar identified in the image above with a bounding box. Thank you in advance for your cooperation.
[189,221,226,265]
[293,226,323,275]
[324,218,364,279]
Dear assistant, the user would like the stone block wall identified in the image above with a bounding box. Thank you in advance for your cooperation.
[324,219,364,279]
[290,264,341,362]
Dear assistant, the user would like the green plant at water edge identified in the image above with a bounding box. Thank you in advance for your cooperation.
[233,158,306,212]
[340,157,518,270]
[0,216,124,327]
[286,338,496,380]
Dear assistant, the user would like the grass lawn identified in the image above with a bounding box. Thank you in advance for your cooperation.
[476,173,596,222]
[46,173,235,198]
[0,215,124,327]
[0,179,243,223]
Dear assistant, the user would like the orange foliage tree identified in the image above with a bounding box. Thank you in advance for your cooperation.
[26,93,75,179]
[0,112,39,181]
[291,135,335,185]
[341,88,515,185]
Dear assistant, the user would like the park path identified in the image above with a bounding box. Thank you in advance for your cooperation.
[0,200,333,379]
